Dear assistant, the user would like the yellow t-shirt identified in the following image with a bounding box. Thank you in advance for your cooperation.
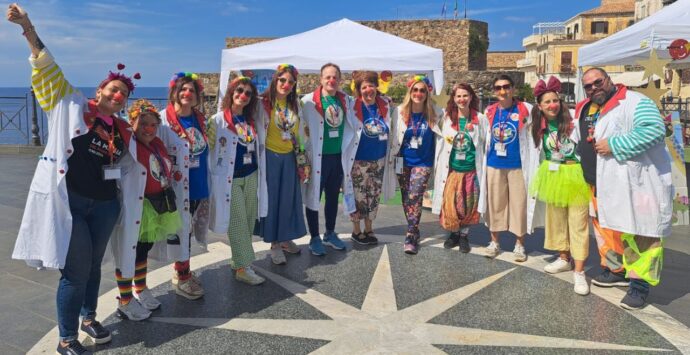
[266,98,300,153]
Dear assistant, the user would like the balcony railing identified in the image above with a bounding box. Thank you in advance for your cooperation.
[516,58,535,68]
[560,64,575,74]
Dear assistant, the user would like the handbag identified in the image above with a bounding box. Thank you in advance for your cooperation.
[147,187,177,214]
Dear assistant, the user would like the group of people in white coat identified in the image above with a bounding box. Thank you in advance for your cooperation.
[7,4,674,355]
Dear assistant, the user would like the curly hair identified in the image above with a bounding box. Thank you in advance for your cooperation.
[353,71,379,98]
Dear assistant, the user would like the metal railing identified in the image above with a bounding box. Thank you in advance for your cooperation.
[0,92,218,146]
[660,96,690,146]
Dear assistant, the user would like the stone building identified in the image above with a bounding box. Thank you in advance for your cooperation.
[487,51,524,70]
[518,0,636,99]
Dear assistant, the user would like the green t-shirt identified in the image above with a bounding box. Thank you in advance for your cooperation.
[321,94,345,154]
[543,119,578,162]
[449,117,476,172]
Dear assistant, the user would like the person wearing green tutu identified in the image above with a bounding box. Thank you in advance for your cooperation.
[527,77,591,296]
[115,99,182,320]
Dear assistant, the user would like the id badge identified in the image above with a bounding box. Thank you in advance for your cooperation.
[247,141,255,152]
[410,138,419,149]
[102,165,121,180]
[455,152,466,161]
[549,162,560,171]
[329,130,339,138]
[496,143,507,157]
[395,156,404,175]
[282,131,291,141]
[189,156,200,168]
[551,151,564,162]
[379,133,388,141]
[243,153,253,165]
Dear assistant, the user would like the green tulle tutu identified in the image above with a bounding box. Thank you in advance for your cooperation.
[529,161,590,207]
[139,198,182,243]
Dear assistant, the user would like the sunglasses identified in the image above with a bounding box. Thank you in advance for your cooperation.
[235,87,253,96]
[583,78,606,92]
[278,77,296,86]
[493,84,512,91]
[412,87,427,94]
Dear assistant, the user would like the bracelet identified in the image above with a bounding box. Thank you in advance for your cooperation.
[22,26,35,36]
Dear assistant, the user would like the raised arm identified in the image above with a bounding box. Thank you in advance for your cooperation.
[6,3,44,57]
[7,3,74,112]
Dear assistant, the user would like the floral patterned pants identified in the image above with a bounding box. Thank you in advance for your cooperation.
[398,166,432,240]
[351,159,385,222]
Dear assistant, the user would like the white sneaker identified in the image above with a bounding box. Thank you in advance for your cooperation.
[134,288,161,310]
[271,244,287,265]
[235,266,265,285]
[117,299,152,321]
[175,277,204,300]
[483,241,500,259]
[544,258,573,274]
[573,271,590,295]
[172,271,201,286]
[513,243,527,262]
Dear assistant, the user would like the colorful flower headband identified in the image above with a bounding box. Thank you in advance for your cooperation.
[99,63,140,93]
[277,63,299,76]
[128,101,160,121]
[169,72,204,92]
[406,75,433,91]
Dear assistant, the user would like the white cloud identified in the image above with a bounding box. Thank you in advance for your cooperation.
[221,1,253,15]
[504,16,535,23]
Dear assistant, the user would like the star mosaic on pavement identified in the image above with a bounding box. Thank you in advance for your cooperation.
[149,246,669,354]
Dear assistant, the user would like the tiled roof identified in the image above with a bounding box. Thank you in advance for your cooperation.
[580,0,635,16]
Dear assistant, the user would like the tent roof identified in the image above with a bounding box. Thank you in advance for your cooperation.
[218,18,444,97]
[578,0,690,66]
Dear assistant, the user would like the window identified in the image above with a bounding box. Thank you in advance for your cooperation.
[591,21,609,34]
[560,52,573,73]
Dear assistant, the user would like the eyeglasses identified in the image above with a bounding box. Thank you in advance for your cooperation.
[583,78,606,92]
[235,87,253,96]
[493,84,512,91]
[412,87,427,94]
[278,77,296,86]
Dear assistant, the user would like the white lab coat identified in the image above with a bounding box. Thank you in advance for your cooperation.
[477,101,535,232]
[387,105,444,198]
[574,88,673,238]
[12,49,140,276]
[350,97,396,202]
[158,109,210,261]
[431,111,489,215]
[207,110,267,234]
[301,89,359,216]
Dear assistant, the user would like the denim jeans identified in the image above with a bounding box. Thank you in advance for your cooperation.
[57,190,120,341]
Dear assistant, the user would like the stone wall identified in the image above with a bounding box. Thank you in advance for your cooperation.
[225,37,273,49]
[359,19,488,72]
[487,51,524,70]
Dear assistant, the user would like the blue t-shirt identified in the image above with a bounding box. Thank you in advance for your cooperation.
[355,103,389,161]
[486,105,522,169]
[179,115,209,200]
[232,115,258,178]
[401,112,435,167]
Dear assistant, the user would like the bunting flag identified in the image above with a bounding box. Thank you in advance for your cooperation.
[441,1,447,18]
[454,0,458,19]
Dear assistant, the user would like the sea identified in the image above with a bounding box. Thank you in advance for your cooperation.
[0,87,169,145]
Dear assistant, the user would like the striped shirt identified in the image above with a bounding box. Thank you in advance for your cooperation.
[31,50,75,113]
[608,98,665,161]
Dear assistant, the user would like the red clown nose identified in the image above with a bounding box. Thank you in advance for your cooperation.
[143,125,157,135]
[327,79,337,86]
[181,92,193,99]
[113,92,124,103]
[547,103,559,111]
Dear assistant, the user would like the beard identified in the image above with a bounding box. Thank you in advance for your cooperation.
[590,87,615,105]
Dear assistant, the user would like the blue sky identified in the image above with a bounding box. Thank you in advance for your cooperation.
[0,0,601,87]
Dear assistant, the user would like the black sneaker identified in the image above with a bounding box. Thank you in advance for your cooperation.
[80,320,111,344]
[361,231,379,245]
[620,281,649,310]
[443,233,460,249]
[457,233,471,253]
[592,269,630,287]
[56,339,92,355]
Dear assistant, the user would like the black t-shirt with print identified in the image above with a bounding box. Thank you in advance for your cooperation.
[66,118,125,200]
[576,101,598,186]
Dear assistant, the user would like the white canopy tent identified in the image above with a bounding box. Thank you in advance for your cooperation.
[218,18,445,103]
[576,0,690,100]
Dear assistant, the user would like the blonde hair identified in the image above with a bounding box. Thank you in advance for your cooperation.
[399,82,436,128]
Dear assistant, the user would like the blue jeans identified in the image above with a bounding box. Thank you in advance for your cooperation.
[57,190,120,341]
